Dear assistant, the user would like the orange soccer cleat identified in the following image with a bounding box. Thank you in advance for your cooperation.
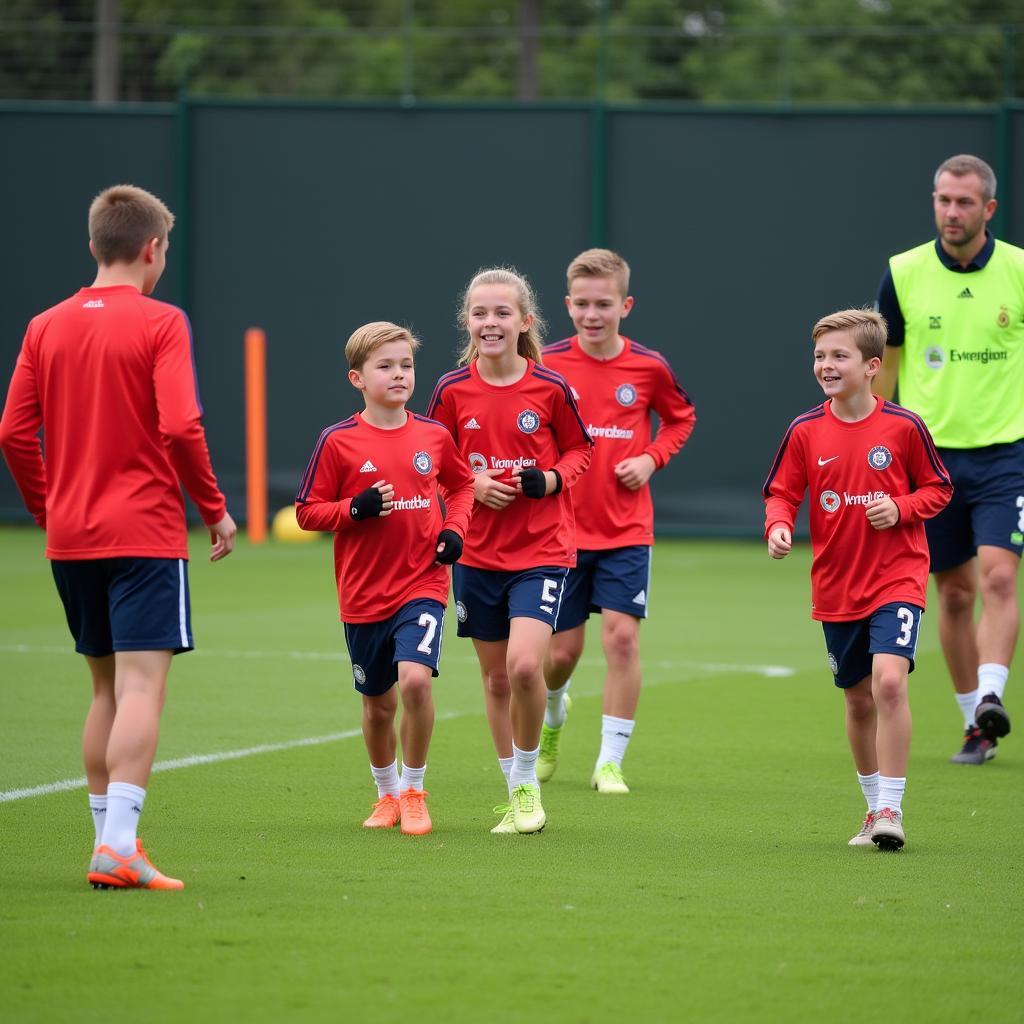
[362,794,401,829]
[399,789,432,835]
[87,840,184,890]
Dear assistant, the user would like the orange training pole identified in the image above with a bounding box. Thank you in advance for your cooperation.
[245,327,268,544]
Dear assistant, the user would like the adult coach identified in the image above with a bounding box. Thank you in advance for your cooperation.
[874,154,1024,765]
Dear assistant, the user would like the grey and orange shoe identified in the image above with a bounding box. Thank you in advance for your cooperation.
[88,840,184,890]
[950,726,998,765]
[848,811,876,847]
[870,807,905,852]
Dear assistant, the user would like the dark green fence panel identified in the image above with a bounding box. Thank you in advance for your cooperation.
[1,101,1019,537]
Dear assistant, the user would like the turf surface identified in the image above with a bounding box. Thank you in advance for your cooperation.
[1,527,1021,1023]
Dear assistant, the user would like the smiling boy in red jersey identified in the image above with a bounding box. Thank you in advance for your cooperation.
[764,309,952,851]
[296,322,474,835]
[0,184,236,890]
[539,249,696,794]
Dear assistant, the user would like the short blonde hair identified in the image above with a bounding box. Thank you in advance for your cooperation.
[811,308,888,361]
[88,184,174,265]
[457,267,546,366]
[567,248,631,296]
[345,321,420,371]
[934,154,997,203]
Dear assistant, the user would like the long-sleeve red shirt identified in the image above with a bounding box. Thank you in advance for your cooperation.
[295,410,475,623]
[763,398,952,621]
[0,285,226,560]
[426,358,593,571]
[541,335,695,549]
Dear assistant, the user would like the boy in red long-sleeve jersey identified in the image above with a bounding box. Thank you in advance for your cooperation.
[296,321,475,835]
[540,249,696,794]
[763,308,952,851]
[0,184,236,889]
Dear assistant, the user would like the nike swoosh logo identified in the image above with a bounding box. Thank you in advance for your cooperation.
[817,456,839,466]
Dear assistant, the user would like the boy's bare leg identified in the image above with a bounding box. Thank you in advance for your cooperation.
[843,675,878,775]
[83,655,117,793]
[397,661,434,769]
[473,638,513,758]
[105,650,171,787]
[361,688,399,768]
[872,654,912,778]
[600,611,642,719]
[544,625,584,691]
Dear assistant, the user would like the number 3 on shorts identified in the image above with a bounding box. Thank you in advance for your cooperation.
[417,612,439,654]
[895,606,916,647]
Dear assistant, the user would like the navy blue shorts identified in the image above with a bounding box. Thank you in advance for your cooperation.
[927,440,1024,573]
[51,557,193,657]
[821,602,923,689]
[452,565,568,641]
[555,546,652,632]
[343,598,445,697]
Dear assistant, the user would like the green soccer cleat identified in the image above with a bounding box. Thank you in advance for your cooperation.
[591,762,630,795]
[510,783,546,834]
[537,695,571,783]
[490,802,517,834]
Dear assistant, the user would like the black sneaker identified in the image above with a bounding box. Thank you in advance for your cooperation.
[949,726,997,765]
[976,692,1011,739]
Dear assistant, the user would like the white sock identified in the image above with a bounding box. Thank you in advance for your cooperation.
[544,681,571,729]
[370,760,400,799]
[88,793,107,848]
[596,715,634,769]
[956,689,980,729]
[877,775,906,814]
[508,743,539,790]
[856,771,880,814]
[102,782,146,857]
[400,762,426,793]
[977,664,1009,701]
[498,755,514,785]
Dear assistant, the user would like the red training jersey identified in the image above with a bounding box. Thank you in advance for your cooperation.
[426,358,593,571]
[542,335,695,549]
[295,410,475,623]
[762,397,952,621]
[0,285,226,560]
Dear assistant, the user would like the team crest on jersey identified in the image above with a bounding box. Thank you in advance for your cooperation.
[517,409,540,434]
[925,346,945,369]
[353,664,367,686]
[820,490,841,513]
[468,452,488,474]
[413,450,433,475]
[827,652,838,676]
[997,306,1010,328]
[868,446,892,470]
[456,601,467,623]
[615,383,638,407]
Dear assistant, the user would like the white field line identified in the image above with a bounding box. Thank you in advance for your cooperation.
[0,645,794,804]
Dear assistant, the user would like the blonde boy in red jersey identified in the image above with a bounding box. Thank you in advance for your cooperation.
[540,249,696,793]
[427,267,592,834]
[296,322,475,835]
[0,184,236,889]
[764,309,952,851]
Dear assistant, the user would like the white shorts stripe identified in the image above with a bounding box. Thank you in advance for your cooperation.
[178,559,189,648]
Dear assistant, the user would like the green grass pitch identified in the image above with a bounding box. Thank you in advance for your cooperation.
[1,526,1021,1023]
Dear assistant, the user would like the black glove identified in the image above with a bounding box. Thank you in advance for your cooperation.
[350,486,384,520]
[434,529,463,565]
[519,468,562,499]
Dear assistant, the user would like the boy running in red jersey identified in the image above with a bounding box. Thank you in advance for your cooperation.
[540,249,696,793]
[763,309,952,851]
[296,322,474,835]
[0,184,236,890]
[427,268,592,834]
